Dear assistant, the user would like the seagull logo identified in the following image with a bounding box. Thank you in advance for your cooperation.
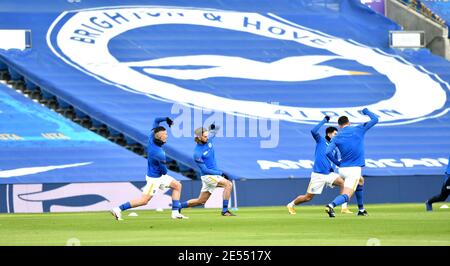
[125,55,368,82]
[49,6,449,125]
[0,162,92,178]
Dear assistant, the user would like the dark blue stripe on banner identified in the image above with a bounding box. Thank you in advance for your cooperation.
[0,185,7,213]
[25,30,32,48]
[9,184,14,213]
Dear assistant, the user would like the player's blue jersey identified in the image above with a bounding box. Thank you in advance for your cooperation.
[326,110,378,167]
[311,119,339,174]
[193,130,223,176]
[147,117,168,178]
[446,155,450,175]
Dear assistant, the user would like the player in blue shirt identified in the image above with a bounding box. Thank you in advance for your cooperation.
[111,117,188,220]
[425,156,450,211]
[180,124,235,216]
[286,116,346,215]
[325,108,378,218]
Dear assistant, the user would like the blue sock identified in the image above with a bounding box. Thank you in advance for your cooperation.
[172,200,181,211]
[222,200,229,212]
[119,202,132,211]
[330,194,349,208]
[355,185,365,210]
[181,201,189,209]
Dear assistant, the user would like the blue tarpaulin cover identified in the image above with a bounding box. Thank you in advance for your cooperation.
[0,0,448,179]
[0,82,187,184]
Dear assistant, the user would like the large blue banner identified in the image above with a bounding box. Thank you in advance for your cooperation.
[0,0,448,180]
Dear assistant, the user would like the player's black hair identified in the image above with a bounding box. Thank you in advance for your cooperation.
[152,126,167,146]
[325,126,338,141]
[152,126,166,134]
[338,116,350,126]
[326,126,338,135]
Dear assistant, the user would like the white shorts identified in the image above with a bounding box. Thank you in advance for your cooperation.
[142,175,176,196]
[307,172,340,194]
[339,167,362,191]
[201,175,224,193]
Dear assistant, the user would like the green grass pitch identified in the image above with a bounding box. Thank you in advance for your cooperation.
[0,203,449,246]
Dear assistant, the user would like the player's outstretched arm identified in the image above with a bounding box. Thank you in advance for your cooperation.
[152,117,174,129]
[326,141,340,167]
[208,123,219,140]
[311,116,330,142]
[361,108,378,131]
[152,117,167,128]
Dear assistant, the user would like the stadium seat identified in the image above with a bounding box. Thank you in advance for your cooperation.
[73,108,92,128]
[90,118,109,137]
[6,67,23,89]
[54,98,74,118]
[107,126,126,145]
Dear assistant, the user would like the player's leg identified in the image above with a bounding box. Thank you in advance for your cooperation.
[112,194,152,220]
[128,194,153,208]
[335,176,352,214]
[180,175,213,209]
[287,173,325,214]
[111,179,155,220]
[168,179,189,219]
[355,177,367,215]
[217,178,235,216]
[292,193,315,205]
[325,167,360,218]
[286,193,314,215]
[426,175,450,211]
[326,187,353,218]
[182,191,212,207]
[332,176,344,187]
